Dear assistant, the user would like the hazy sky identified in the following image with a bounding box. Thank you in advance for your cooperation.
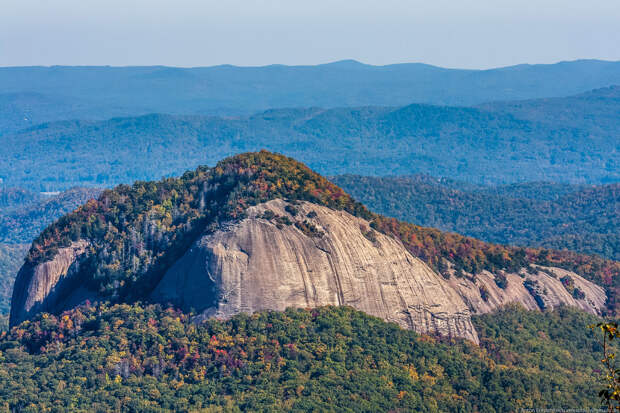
[1,0,619,69]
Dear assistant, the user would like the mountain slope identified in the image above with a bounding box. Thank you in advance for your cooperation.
[9,152,617,334]
[0,187,103,244]
[0,304,610,412]
[332,176,620,260]
[3,86,619,189]
[1,60,619,134]
[478,85,620,134]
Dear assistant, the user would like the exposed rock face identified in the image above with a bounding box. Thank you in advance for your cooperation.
[447,267,607,316]
[151,199,479,343]
[10,240,90,326]
[10,199,608,343]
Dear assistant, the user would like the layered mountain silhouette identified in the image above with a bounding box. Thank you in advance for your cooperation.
[2,85,619,190]
[2,60,619,134]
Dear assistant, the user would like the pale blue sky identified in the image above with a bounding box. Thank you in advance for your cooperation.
[1,0,619,68]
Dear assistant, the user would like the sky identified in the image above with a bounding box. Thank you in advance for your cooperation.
[1,0,619,69]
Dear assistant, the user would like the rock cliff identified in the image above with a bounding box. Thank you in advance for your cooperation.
[447,266,606,316]
[10,240,91,326]
[10,198,608,343]
[149,199,607,342]
[151,199,479,342]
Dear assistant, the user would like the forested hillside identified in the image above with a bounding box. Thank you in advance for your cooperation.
[478,85,620,133]
[332,175,620,260]
[18,152,620,320]
[0,304,611,411]
[0,187,102,244]
[1,60,619,134]
[2,85,619,190]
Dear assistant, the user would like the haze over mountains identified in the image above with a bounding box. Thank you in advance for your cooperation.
[2,84,619,190]
[1,59,620,134]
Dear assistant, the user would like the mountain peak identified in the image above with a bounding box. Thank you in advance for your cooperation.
[320,59,366,68]
[211,150,370,218]
[10,152,618,329]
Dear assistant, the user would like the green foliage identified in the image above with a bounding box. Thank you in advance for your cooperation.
[294,220,324,238]
[0,303,610,412]
[332,175,620,261]
[590,321,620,411]
[494,271,508,289]
[21,151,620,317]
[561,276,586,300]
[479,285,490,302]
[475,306,617,408]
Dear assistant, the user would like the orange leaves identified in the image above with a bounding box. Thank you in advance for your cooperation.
[59,315,73,330]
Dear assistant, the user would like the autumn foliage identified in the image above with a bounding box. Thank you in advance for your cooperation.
[24,151,620,313]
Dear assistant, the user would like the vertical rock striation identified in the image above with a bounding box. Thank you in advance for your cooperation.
[10,199,608,344]
[10,240,90,326]
[152,200,479,342]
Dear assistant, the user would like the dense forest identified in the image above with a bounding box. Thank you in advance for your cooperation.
[332,175,619,260]
[0,187,102,244]
[1,59,618,412]
[1,85,619,190]
[21,152,620,318]
[0,303,611,412]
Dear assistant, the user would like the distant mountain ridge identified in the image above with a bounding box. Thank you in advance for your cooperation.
[1,59,620,134]
[2,85,618,189]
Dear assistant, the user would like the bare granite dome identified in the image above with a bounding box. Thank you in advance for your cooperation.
[151,199,479,342]
[11,199,607,343]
